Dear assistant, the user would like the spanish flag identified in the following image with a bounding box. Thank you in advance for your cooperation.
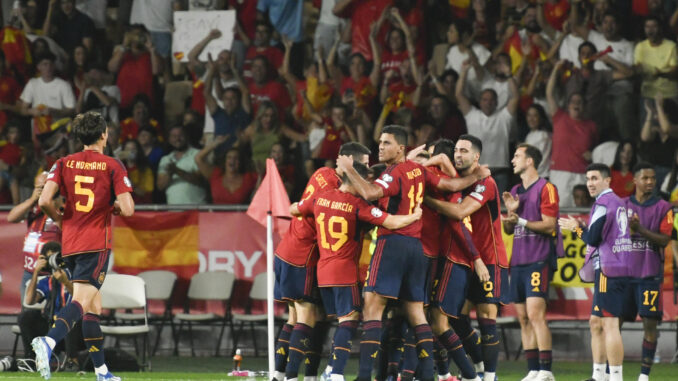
[113,211,200,306]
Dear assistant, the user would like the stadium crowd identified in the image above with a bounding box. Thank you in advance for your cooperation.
[0,0,676,207]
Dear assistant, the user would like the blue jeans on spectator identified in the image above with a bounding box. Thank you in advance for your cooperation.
[150,31,171,58]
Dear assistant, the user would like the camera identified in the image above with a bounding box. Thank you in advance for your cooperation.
[40,241,65,272]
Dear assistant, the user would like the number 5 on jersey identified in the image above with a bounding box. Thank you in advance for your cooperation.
[75,175,95,212]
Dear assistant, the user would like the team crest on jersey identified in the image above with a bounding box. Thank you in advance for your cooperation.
[474,184,486,193]
[616,207,628,234]
[371,208,383,218]
[124,176,132,188]
[98,272,106,285]
[381,174,393,183]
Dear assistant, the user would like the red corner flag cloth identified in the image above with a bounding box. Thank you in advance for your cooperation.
[247,158,291,233]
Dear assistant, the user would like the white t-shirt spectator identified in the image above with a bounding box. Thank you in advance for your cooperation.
[76,0,108,30]
[524,130,552,177]
[130,0,173,33]
[446,43,491,98]
[158,147,207,204]
[587,30,634,71]
[480,73,510,110]
[82,85,121,123]
[592,141,618,167]
[464,107,513,168]
[559,34,584,68]
[20,77,75,110]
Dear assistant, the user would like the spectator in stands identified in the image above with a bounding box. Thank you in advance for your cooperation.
[69,45,89,99]
[659,149,678,203]
[609,140,637,198]
[478,53,515,110]
[314,0,345,61]
[117,139,154,204]
[444,20,492,102]
[136,126,164,172]
[42,0,95,54]
[0,51,21,132]
[187,29,239,144]
[195,136,258,205]
[75,63,120,124]
[18,51,76,143]
[129,0,175,60]
[120,94,161,143]
[269,142,296,197]
[640,95,678,187]
[522,104,552,178]
[547,60,598,207]
[257,0,304,78]
[19,242,84,367]
[456,59,519,193]
[108,25,160,111]
[378,9,416,85]
[242,22,283,82]
[157,126,207,205]
[248,55,292,121]
[416,94,466,145]
[572,183,593,208]
[0,123,22,203]
[635,16,678,110]
[430,69,459,105]
[310,101,358,166]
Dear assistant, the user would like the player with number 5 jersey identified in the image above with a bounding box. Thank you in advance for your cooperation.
[33,112,134,381]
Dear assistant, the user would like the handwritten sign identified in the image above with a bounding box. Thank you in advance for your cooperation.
[172,11,235,62]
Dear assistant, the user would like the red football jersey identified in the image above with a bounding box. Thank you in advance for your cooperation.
[374,160,441,238]
[420,166,448,258]
[47,150,133,256]
[275,167,341,266]
[440,192,480,267]
[298,188,388,286]
[461,177,508,268]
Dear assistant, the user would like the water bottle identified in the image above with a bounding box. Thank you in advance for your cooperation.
[233,348,243,371]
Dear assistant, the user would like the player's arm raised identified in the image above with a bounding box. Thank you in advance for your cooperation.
[435,165,491,193]
[381,203,423,230]
[38,181,62,226]
[337,155,384,201]
[424,195,481,221]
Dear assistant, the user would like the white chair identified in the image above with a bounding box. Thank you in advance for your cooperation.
[12,277,48,357]
[231,272,268,357]
[99,274,151,371]
[174,271,235,357]
[116,270,177,356]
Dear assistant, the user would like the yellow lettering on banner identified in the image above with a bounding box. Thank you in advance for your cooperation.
[501,215,592,289]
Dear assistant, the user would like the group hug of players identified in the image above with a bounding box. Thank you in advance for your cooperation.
[271,125,675,381]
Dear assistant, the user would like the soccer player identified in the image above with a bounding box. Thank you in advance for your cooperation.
[502,144,559,381]
[292,161,423,381]
[558,163,633,381]
[623,163,672,381]
[423,134,509,381]
[32,111,135,381]
[274,142,371,381]
[336,125,490,381]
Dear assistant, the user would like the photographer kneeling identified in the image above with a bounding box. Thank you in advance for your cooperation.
[19,242,84,370]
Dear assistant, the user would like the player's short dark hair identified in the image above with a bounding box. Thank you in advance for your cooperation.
[586,163,611,178]
[382,125,408,146]
[73,111,107,145]
[632,162,655,176]
[341,161,369,184]
[339,142,371,159]
[431,139,455,162]
[416,151,430,159]
[458,134,482,154]
[40,241,61,256]
[517,143,543,169]
[370,163,387,179]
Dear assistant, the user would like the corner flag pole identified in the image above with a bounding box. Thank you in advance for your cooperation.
[267,211,275,378]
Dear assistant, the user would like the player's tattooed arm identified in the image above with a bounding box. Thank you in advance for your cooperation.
[435,165,491,193]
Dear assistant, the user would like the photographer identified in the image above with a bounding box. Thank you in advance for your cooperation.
[18,242,83,369]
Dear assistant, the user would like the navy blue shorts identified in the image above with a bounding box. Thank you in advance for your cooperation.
[431,259,471,318]
[624,277,663,320]
[468,264,509,305]
[274,256,319,304]
[320,284,362,318]
[364,235,428,302]
[64,250,110,290]
[509,261,552,303]
[591,270,631,318]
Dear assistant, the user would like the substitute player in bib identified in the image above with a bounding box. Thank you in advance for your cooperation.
[502,144,559,381]
[274,142,371,381]
[293,161,424,381]
[336,126,490,381]
[32,112,134,381]
[559,164,633,381]
[424,135,509,381]
[623,163,672,381]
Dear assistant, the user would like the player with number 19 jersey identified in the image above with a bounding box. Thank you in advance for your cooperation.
[47,150,132,256]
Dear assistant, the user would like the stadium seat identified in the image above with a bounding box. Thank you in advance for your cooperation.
[115,270,177,356]
[12,277,48,358]
[231,272,268,356]
[174,271,236,357]
[99,274,151,371]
